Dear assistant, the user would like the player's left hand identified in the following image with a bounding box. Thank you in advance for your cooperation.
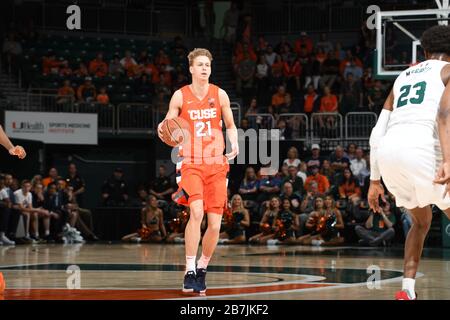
[225,142,239,161]
[434,162,450,185]
[9,145,26,159]
[368,180,386,213]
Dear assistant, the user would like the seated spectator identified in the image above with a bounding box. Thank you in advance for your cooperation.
[42,51,65,75]
[255,55,270,104]
[122,195,167,243]
[320,159,336,188]
[135,74,154,95]
[268,198,299,245]
[42,167,61,188]
[149,165,174,206]
[350,147,369,185]
[239,166,259,204]
[73,62,89,77]
[282,165,304,195]
[56,80,75,105]
[219,194,250,244]
[166,207,190,243]
[64,184,98,241]
[339,72,363,114]
[109,54,125,77]
[318,86,339,130]
[154,73,172,101]
[271,85,290,113]
[96,87,110,104]
[320,51,340,90]
[120,50,138,77]
[59,61,72,77]
[276,119,292,140]
[316,33,333,54]
[141,57,159,83]
[155,49,172,68]
[14,180,38,243]
[101,168,129,206]
[89,52,108,77]
[297,196,325,243]
[32,182,59,241]
[305,165,330,195]
[173,71,189,91]
[297,196,344,246]
[300,181,324,215]
[264,45,277,66]
[0,176,14,245]
[249,196,280,244]
[236,52,256,107]
[77,77,97,102]
[302,85,319,115]
[329,145,350,174]
[294,31,313,55]
[355,201,396,247]
[283,147,301,168]
[297,162,307,184]
[339,50,363,75]
[283,56,301,91]
[303,54,321,90]
[343,57,363,80]
[305,144,323,173]
[280,181,302,214]
[43,182,69,237]
[346,143,357,160]
[257,170,282,203]
[367,80,386,113]
[65,163,86,207]
[338,168,361,206]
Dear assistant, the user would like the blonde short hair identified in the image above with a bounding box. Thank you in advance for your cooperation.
[187,48,213,66]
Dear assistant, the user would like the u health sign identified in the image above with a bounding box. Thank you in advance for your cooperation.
[5,111,98,145]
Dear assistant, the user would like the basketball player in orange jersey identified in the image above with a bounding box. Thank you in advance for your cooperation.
[157,48,238,294]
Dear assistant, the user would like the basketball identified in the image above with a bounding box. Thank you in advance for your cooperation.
[160,117,189,147]
[0,272,5,294]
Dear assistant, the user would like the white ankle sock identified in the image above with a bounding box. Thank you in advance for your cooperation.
[197,254,211,270]
[402,278,416,299]
[185,255,196,274]
[45,230,50,236]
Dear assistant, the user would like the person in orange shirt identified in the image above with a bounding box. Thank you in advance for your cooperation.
[339,50,363,75]
[283,57,301,91]
[42,52,65,75]
[77,77,97,102]
[304,165,330,194]
[59,61,72,77]
[56,80,75,106]
[318,86,339,131]
[302,85,319,115]
[42,168,60,188]
[120,50,138,77]
[338,168,361,206]
[89,53,108,77]
[96,87,110,104]
[271,85,290,113]
[73,62,89,77]
[294,31,313,55]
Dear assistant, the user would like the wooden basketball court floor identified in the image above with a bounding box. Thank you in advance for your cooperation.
[0,243,449,300]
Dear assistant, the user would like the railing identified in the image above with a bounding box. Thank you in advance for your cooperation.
[245,113,276,130]
[345,112,378,140]
[75,102,115,133]
[26,93,75,112]
[310,112,344,146]
[277,113,309,141]
[230,102,242,126]
[117,103,156,134]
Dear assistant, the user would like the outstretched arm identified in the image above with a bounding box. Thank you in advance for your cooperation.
[0,125,26,159]
[434,65,450,195]
[367,90,393,212]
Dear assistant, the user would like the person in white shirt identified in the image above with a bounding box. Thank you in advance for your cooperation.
[283,146,301,168]
[350,147,369,185]
[0,176,14,245]
[14,180,37,242]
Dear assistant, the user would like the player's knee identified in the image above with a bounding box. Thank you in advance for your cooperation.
[189,208,204,223]
[207,220,221,233]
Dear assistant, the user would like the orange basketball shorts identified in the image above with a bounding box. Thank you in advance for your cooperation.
[172,156,229,215]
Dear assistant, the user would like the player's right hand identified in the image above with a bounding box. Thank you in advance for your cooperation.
[434,162,450,185]
[9,145,26,159]
[368,180,386,213]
